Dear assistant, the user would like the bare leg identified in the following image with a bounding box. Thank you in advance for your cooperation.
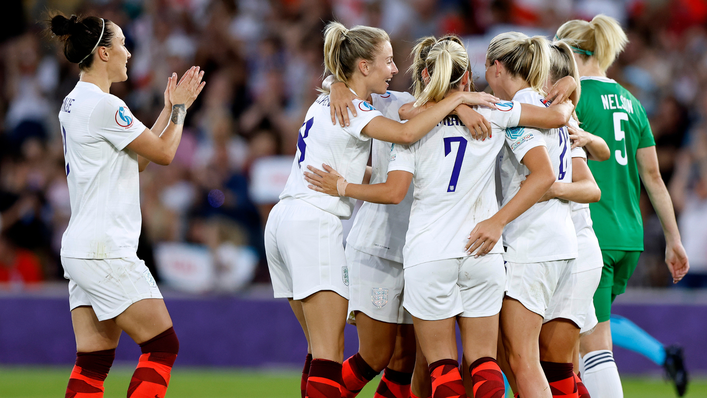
[579,321,612,355]
[412,316,458,364]
[356,312,399,371]
[71,306,122,352]
[501,298,550,398]
[539,319,580,364]
[411,338,432,398]
[289,299,312,354]
[497,327,518,394]
[114,299,173,344]
[301,290,348,362]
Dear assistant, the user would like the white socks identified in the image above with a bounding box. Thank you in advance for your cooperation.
[580,350,623,398]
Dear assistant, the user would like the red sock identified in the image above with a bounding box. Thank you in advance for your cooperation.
[374,367,412,398]
[341,353,379,397]
[574,373,590,398]
[302,354,313,398]
[469,357,505,398]
[429,359,466,398]
[540,361,577,398]
[66,349,115,398]
[127,327,179,398]
[307,359,343,398]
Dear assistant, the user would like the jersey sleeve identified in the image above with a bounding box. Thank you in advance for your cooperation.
[372,91,415,121]
[571,146,587,159]
[343,99,383,141]
[637,108,656,149]
[487,101,522,129]
[504,126,546,162]
[387,142,415,175]
[90,95,146,150]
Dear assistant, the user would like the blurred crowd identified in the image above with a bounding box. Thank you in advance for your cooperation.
[1,0,706,291]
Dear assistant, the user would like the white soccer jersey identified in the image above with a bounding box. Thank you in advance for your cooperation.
[279,94,382,219]
[500,88,577,263]
[59,81,147,259]
[346,91,416,262]
[388,101,540,268]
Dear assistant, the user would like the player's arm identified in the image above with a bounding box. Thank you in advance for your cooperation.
[327,78,357,127]
[364,91,499,145]
[129,67,205,166]
[399,101,493,140]
[637,145,689,283]
[138,72,181,171]
[466,146,555,255]
[518,101,574,129]
[538,157,600,203]
[544,75,579,106]
[305,164,412,205]
[568,123,610,161]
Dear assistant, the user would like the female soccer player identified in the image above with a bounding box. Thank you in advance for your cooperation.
[556,14,690,398]
[323,35,499,398]
[305,37,579,398]
[264,22,498,398]
[535,41,608,398]
[484,32,579,398]
[48,12,204,398]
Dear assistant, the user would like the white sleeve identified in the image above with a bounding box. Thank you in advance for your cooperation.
[387,142,415,175]
[89,95,146,150]
[489,101,522,129]
[343,99,383,141]
[571,146,587,159]
[504,126,546,163]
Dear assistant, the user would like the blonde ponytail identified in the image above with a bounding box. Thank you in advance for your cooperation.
[486,32,550,95]
[555,14,628,72]
[322,21,390,93]
[549,40,581,101]
[412,39,469,107]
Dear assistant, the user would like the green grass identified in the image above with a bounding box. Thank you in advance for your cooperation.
[1,366,705,397]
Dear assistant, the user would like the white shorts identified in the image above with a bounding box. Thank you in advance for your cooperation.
[505,260,572,318]
[346,246,412,325]
[544,265,602,327]
[265,198,349,300]
[580,301,598,336]
[404,254,505,321]
[62,256,163,321]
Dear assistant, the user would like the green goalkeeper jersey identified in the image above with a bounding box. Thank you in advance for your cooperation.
[576,77,656,251]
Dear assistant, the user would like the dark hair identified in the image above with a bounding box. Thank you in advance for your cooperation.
[48,12,113,70]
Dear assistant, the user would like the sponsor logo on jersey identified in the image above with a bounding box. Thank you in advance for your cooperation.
[506,126,525,139]
[358,101,376,112]
[371,287,389,308]
[496,101,514,112]
[115,106,134,128]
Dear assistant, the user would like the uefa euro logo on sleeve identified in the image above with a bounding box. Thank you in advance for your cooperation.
[115,106,134,128]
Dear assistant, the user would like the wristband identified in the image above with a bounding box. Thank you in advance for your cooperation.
[336,176,349,197]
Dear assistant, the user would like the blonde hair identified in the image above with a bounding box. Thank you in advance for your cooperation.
[409,36,466,99]
[555,14,628,72]
[486,32,550,95]
[322,21,390,92]
[549,41,581,101]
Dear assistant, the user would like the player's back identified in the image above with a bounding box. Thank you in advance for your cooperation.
[577,77,654,250]
[500,88,577,263]
[392,106,517,268]
[279,94,380,219]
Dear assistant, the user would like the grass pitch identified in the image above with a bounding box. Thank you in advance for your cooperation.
[1,366,704,397]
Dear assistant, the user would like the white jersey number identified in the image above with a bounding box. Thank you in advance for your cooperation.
[613,112,629,166]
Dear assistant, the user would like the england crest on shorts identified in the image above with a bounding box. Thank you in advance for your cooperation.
[342,266,349,286]
[371,288,389,309]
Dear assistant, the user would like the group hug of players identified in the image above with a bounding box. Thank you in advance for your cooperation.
[265,13,690,398]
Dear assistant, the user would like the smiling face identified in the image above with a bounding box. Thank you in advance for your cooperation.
[367,40,398,95]
[105,23,131,82]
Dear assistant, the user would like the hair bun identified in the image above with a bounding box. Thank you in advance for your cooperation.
[50,14,80,36]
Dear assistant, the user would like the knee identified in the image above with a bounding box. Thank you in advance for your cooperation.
[140,327,179,355]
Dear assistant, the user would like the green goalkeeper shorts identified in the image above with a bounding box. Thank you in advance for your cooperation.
[593,250,642,323]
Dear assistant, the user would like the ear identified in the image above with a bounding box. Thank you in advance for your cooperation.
[460,70,470,87]
[358,59,369,76]
[421,67,430,85]
[97,46,109,63]
[493,60,503,77]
